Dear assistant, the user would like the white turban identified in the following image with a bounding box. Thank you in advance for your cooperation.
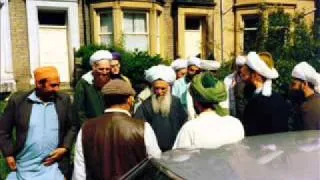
[236,55,246,66]
[292,62,320,94]
[89,50,112,66]
[171,59,188,71]
[246,52,279,97]
[187,57,201,67]
[200,60,221,71]
[145,65,176,84]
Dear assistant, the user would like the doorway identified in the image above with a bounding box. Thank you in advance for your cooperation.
[38,10,70,82]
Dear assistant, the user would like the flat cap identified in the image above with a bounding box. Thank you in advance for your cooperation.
[101,79,136,96]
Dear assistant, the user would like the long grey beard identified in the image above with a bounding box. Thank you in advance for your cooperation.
[151,92,172,118]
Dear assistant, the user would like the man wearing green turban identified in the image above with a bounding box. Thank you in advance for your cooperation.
[173,72,245,149]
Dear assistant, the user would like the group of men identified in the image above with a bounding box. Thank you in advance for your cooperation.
[0,49,319,180]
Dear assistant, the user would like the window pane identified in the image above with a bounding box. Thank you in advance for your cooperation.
[185,17,201,30]
[100,13,113,33]
[124,34,148,52]
[124,13,134,33]
[134,13,147,33]
[100,34,113,46]
[243,16,259,53]
[38,10,66,26]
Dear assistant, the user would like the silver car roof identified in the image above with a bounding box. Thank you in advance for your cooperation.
[155,130,320,180]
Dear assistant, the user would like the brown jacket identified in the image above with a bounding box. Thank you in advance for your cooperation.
[82,112,146,180]
[0,91,79,175]
[301,94,320,130]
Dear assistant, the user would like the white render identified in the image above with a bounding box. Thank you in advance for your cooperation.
[0,0,16,92]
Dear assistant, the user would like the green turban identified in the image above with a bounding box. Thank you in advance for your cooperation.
[190,72,228,116]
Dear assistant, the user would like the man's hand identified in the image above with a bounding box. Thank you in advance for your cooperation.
[6,156,17,171]
[43,148,68,166]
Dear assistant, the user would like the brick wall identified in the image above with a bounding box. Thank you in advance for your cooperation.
[9,0,31,91]
[163,0,175,59]
[78,0,91,45]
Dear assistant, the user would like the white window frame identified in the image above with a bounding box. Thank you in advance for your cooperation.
[122,10,149,51]
[156,12,161,54]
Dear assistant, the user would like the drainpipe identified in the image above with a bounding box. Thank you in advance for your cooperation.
[0,2,3,91]
[220,0,224,63]
[315,0,320,59]
[82,0,87,44]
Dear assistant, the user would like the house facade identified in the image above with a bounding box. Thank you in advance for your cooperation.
[0,0,316,91]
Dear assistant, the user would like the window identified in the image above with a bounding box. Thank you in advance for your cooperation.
[123,11,148,52]
[120,159,176,179]
[243,16,259,53]
[99,10,113,46]
[38,10,66,26]
[185,16,201,30]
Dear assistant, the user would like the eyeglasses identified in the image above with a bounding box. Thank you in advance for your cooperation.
[110,63,120,68]
[96,68,111,73]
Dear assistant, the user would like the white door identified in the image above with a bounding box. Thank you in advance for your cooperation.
[39,25,70,82]
[185,17,202,58]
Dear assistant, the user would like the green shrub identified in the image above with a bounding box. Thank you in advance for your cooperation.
[0,101,7,118]
[272,60,296,96]
[0,100,9,179]
[215,60,234,81]
[265,9,291,60]
[0,153,10,180]
[120,50,164,87]
[252,9,319,64]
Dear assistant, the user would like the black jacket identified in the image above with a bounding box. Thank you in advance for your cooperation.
[134,95,187,151]
[243,92,289,136]
[0,91,79,175]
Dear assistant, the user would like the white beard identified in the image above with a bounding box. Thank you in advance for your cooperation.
[151,92,172,118]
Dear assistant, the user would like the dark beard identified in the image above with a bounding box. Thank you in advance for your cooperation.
[110,73,121,79]
[243,82,256,99]
[289,89,306,105]
[185,74,194,83]
[35,90,57,102]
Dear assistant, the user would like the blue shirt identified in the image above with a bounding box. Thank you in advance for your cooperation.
[172,77,189,100]
[7,91,64,180]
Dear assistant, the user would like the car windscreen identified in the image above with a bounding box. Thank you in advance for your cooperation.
[120,158,183,180]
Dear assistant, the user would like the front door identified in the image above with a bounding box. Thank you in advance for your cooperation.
[185,16,202,58]
[38,10,70,82]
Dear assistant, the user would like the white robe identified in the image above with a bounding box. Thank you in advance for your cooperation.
[173,111,245,149]
[224,72,237,116]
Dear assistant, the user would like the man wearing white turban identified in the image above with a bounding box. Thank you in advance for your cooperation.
[171,59,188,79]
[134,65,187,151]
[200,60,221,72]
[172,57,201,100]
[290,61,320,130]
[242,52,289,136]
[73,50,113,124]
[224,55,247,118]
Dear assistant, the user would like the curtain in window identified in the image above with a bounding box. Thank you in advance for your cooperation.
[100,12,113,45]
[123,12,148,52]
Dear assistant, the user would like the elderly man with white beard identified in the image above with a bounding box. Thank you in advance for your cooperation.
[134,65,188,152]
